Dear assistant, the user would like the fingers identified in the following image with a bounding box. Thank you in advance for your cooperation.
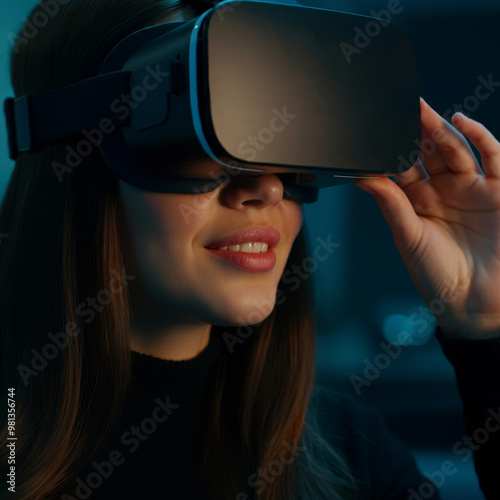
[394,157,429,189]
[355,177,424,250]
[451,112,500,178]
[420,98,483,176]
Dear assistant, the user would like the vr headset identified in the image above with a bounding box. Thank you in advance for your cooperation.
[4,0,420,203]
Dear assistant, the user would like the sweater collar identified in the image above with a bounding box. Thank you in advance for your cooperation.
[130,329,222,374]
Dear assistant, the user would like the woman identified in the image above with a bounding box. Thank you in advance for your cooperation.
[1,1,500,499]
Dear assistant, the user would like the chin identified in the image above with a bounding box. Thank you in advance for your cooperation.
[209,298,276,328]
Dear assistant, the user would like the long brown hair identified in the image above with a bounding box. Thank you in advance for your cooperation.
[0,1,358,498]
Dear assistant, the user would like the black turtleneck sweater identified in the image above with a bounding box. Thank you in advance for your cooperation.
[59,329,500,500]
[61,333,223,500]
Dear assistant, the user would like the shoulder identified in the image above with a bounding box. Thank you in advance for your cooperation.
[307,385,397,444]
[307,386,397,468]
[306,385,440,499]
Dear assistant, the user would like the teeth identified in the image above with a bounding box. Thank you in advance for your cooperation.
[218,242,269,253]
[240,243,253,252]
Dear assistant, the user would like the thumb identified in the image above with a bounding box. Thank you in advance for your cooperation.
[354,177,424,250]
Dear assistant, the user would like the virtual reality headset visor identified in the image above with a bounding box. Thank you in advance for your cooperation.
[4,0,421,203]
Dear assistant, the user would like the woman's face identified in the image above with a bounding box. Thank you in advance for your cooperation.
[118,167,303,329]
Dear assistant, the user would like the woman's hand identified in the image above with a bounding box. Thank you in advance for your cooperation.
[355,98,500,340]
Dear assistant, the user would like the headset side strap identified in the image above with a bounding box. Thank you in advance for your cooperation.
[4,71,131,159]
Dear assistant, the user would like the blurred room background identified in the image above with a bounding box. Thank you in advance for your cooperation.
[2,1,499,498]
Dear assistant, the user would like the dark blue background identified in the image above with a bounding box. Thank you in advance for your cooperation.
[2,1,500,498]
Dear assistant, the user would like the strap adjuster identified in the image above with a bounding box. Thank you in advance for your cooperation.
[4,95,33,160]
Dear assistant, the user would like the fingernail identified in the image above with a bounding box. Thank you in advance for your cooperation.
[452,112,466,125]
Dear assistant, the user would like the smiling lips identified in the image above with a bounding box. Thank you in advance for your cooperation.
[205,226,280,272]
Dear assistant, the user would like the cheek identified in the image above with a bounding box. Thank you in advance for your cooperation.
[119,181,305,325]
[119,184,203,293]
[286,201,304,245]
[120,181,204,246]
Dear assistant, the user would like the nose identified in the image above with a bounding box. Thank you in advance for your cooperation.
[219,174,284,209]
